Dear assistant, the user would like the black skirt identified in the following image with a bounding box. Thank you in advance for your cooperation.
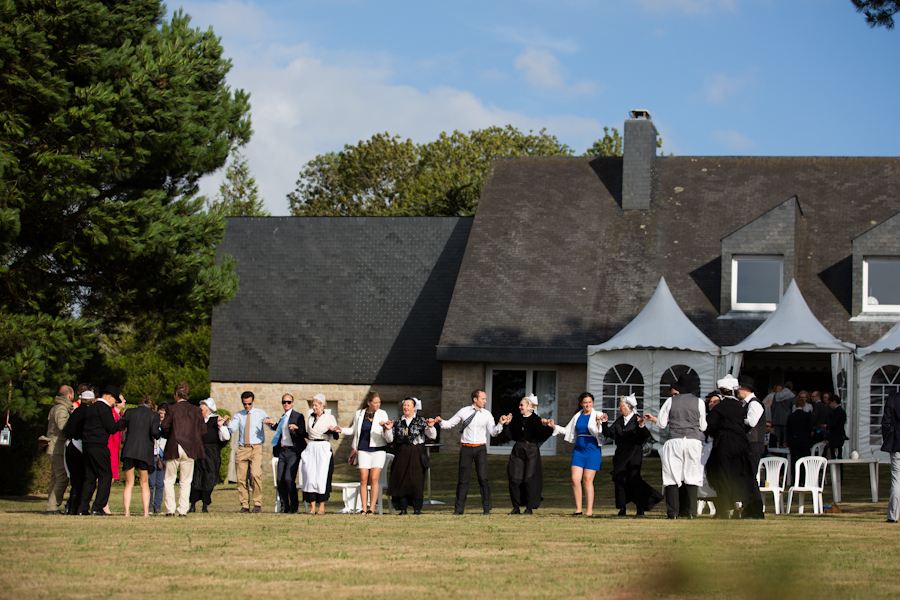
[388,444,425,500]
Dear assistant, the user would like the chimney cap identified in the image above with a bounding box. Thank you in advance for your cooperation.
[629,109,652,120]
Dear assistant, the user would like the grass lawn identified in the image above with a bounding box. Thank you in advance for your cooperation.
[1,454,898,599]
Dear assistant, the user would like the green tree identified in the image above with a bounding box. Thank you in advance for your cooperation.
[852,0,899,29]
[206,151,270,217]
[288,126,572,217]
[0,0,250,419]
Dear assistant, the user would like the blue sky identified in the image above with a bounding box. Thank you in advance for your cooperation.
[177,0,900,215]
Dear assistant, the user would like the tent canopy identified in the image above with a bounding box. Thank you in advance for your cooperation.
[724,280,854,354]
[588,277,718,355]
[857,319,900,358]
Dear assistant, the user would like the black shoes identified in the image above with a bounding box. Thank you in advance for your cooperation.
[252,505,261,513]
[452,510,464,515]
[887,519,897,523]
[240,507,250,513]
[483,510,491,515]
[187,505,196,513]
[91,511,109,516]
[523,508,533,515]
[202,506,209,513]
[617,507,627,516]
[398,509,408,515]
[509,508,521,515]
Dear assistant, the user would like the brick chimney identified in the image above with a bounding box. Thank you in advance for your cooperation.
[622,109,657,210]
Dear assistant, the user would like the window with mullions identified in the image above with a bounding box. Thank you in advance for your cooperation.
[602,364,644,419]
[870,365,900,447]
[863,258,900,313]
[659,365,700,406]
[732,255,783,311]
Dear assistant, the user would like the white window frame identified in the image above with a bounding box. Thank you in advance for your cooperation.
[485,365,558,456]
[862,257,900,313]
[731,255,783,311]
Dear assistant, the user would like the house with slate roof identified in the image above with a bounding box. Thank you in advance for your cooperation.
[210,112,900,463]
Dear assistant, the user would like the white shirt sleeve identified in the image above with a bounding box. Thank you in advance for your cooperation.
[657,398,673,429]
[486,413,502,437]
[746,400,764,428]
[383,425,394,443]
[218,425,231,442]
[697,398,708,432]
[439,408,465,429]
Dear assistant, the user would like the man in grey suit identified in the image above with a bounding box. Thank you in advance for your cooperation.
[882,391,900,523]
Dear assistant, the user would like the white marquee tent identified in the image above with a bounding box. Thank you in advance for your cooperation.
[587,277,721,446]
[855,320,900,459]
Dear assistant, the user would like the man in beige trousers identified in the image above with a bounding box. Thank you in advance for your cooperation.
[45,385,74,514]
[160,382,206,516]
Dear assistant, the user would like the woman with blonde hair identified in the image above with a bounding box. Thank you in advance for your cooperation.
[300,394,341,514]
[342,391,390,515]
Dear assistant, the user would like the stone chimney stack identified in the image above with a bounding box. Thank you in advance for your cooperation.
[622,109,657,210]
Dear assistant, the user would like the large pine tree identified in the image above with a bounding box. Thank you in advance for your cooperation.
[0,0,251,418]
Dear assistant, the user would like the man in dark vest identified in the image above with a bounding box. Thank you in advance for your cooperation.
[77,385,121,515]
[736,376,766,475]
[646,374,706,519]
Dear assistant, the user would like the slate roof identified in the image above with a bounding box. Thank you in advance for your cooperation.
[437,155,900,364]
[210,217,472,384]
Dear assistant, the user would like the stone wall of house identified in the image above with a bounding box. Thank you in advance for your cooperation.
[210,382,442,473]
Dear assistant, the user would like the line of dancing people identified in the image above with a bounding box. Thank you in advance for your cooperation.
[46,378,800,519]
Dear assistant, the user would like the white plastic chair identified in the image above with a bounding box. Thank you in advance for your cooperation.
[272,456,308,513]
[811,441,827,457]
[334,453,395,515]
[786,456,828,514]
[757,456,788,514]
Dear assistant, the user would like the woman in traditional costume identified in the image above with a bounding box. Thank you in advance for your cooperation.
[705,376,764,519]
[300,394,340,515]
[382,397,436,515]
[600,394,662,517]
[554,392,604,516]
[188,398,231,513]
[504,394,554,515]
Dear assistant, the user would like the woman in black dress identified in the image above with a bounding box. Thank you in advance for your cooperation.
[705,376,764,519]
[189,398,231,513]
[382,397,436,515]
[600,394,663,517]
[504,394,555,515]
[117,396,161,517]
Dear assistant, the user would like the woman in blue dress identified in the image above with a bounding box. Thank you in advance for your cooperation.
[554,392,604,516]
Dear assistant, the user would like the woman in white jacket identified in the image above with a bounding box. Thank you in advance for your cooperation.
[342,391,390,515]
[554,392,604,516]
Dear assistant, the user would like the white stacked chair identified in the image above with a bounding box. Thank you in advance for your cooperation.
[757,456,788,514]
[786,456,827,514]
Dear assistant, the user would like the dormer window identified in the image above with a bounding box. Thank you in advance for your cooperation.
[732,255,783,311]
[863,258,900,313]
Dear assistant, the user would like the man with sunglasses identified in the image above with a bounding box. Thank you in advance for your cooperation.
[269,394,307,513]
[224,391,274,513]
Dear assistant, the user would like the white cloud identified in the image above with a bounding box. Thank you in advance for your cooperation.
[513,46,596,96]
[490,25,579,53]
[196,44,605,215]
[702,69,758,104]
[712,129,755,150]
[633,0,739,15]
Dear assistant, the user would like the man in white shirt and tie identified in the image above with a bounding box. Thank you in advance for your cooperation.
[435,389,512,515]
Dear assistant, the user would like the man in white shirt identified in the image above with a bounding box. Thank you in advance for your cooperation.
[435,389,512,515]
[736,375,766,473]
[224,391,275,513]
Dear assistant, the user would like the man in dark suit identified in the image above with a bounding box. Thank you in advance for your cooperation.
[270,393,307,513]
[77,385,121,515]
[786,395,813,486]
[881,391,900,523]
[160,382,206,516]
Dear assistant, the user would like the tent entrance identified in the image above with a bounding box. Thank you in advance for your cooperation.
[740,351,834,395]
